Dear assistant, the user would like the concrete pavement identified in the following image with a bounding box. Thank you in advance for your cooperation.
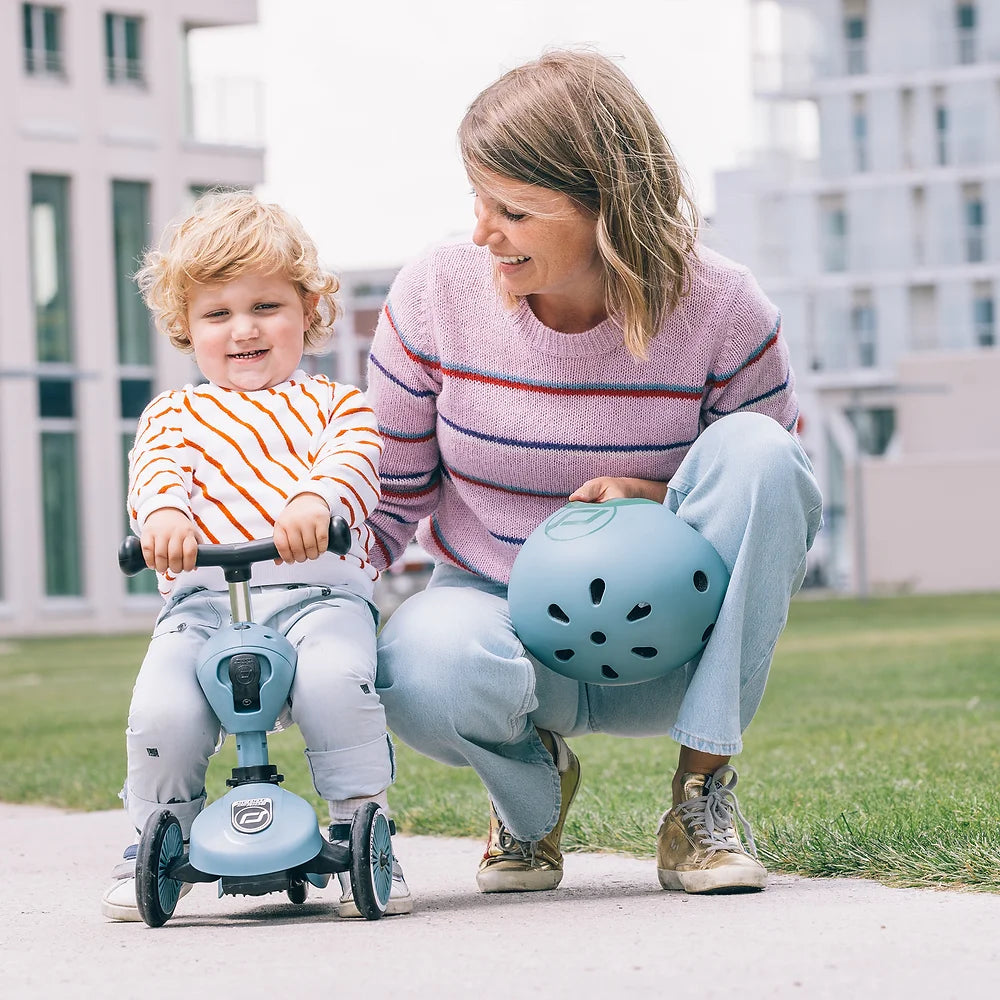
[2,801,998,998]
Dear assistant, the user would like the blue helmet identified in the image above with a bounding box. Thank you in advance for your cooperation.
[507,499,729,685]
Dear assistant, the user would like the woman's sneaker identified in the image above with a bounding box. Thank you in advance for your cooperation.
[329,822,413,917]
[655,765,767,894]
[476,730,581,893]
[100,843,192,921]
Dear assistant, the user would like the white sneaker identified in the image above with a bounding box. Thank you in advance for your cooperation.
[335,861,413,917]
[100,844,192,922]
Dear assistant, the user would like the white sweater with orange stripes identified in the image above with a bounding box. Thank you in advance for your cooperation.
[128,371,382,599]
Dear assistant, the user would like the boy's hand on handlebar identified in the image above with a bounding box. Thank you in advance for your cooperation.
[141,509,199,574]
[273,493,334,564]
[570,477,668,504]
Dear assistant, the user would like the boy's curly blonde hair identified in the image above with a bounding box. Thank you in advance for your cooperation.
[135,190,340,353]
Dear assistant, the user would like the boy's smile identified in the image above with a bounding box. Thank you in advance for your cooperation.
[185,267,316,391]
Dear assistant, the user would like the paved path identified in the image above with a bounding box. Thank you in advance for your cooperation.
[2,802,998,998]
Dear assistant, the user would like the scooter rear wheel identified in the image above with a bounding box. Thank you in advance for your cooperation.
[135,810,185,928]
[349,802,392,920]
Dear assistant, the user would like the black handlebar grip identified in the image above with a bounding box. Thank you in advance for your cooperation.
[118,535,148,576]
[328,514,352,556]
[118,515,353,575]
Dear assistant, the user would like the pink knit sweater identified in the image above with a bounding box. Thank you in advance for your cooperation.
[365,241,798,585]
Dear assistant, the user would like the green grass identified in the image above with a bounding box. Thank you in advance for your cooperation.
[2,591,999,891]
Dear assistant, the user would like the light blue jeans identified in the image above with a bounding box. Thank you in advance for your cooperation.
[376,412,823,842]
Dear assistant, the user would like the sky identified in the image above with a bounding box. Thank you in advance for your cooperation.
[189,0,756,272]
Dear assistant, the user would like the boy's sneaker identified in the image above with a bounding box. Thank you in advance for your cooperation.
[335,863,413,917]
[329,821,413,917]
[476,729,581,893]
[100,843,192,921]
[655,765,767,894]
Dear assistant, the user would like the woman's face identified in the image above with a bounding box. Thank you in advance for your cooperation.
[470,169,604,322]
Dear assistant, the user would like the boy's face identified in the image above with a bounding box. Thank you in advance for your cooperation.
[185,267,315,391]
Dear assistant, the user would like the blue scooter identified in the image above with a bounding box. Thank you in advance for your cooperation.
[118,516,394,926]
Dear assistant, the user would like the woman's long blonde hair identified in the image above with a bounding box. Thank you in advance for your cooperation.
[459,49,699,358]
[136,190,339,353]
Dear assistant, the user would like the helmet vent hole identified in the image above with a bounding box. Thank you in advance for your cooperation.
[548,604,570,623]
[590,631,607,645]
[590,579,606,605]
[701,623,715,643]
[631,647,658,659]
[554,649,575,662]
[601,665,619,680]
[626,602,651,622]
[693,571,709,592]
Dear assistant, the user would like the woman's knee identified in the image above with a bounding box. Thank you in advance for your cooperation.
[697,413,820,509]
[376,585,535,747]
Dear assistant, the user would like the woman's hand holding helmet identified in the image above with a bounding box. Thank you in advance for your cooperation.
[570,477,668,504]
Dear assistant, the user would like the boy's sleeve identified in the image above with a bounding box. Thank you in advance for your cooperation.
[363,257,444,571]
[294,383,382,532]
[127,390,192,534]
[702,269,800,435]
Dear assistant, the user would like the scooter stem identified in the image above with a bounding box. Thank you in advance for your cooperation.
[230,580,253,624]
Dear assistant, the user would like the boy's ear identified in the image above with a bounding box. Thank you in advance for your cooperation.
[303,292,320,324]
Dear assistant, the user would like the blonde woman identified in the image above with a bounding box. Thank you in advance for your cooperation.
[367,51,822,895]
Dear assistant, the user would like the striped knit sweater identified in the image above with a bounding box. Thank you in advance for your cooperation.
[128,372,382,598]
[365,241,798,586]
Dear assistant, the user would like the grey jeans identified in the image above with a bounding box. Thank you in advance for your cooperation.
[375,412,823,842]
[122,584,393,838]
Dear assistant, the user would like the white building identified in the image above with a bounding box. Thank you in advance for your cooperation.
[0,0,264,636]
[710,0,1000,593]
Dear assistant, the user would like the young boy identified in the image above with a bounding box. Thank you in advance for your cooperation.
[102,191,411,920]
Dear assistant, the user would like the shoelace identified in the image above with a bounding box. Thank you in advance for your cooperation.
[491,814,538,865]
[674,765,759,859]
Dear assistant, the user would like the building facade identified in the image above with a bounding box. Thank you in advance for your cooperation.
[0,0,264,636]
[710,0,1000,592]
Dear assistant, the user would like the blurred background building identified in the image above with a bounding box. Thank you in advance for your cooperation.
[3,0,999,637]
[0,0,264,635]
[709,0,1000,594]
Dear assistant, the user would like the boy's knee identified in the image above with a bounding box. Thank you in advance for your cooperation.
[127,701,216,755]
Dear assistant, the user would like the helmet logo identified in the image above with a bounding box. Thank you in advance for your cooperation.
[544,504,616,541]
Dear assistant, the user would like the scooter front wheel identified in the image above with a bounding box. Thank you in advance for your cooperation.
[135,810,185,927]
[287,879,309,904]
[349,802,392,920]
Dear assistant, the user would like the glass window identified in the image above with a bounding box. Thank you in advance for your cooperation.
[963,184,985,263]
[112,180,151,365]
[956,3,977,64]
[23,4,63,76]
[844,16,866,74]
[105,12,144,83]
[38,378,74,418]
[41,431,82,596]
[820,196,848,272]
[851,95,867,172]
[121,433,157,595]
[850,290,876,367]
[934,92,948,166]
[911,186,926,266]
[30,174,73,364]
[973,283,994,347]
[848,407,895,456]
[119,378,152,419]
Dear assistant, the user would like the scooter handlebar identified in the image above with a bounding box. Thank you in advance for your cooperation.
[118,515,353,577]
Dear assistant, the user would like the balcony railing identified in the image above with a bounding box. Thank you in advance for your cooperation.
[24,46,64,76]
